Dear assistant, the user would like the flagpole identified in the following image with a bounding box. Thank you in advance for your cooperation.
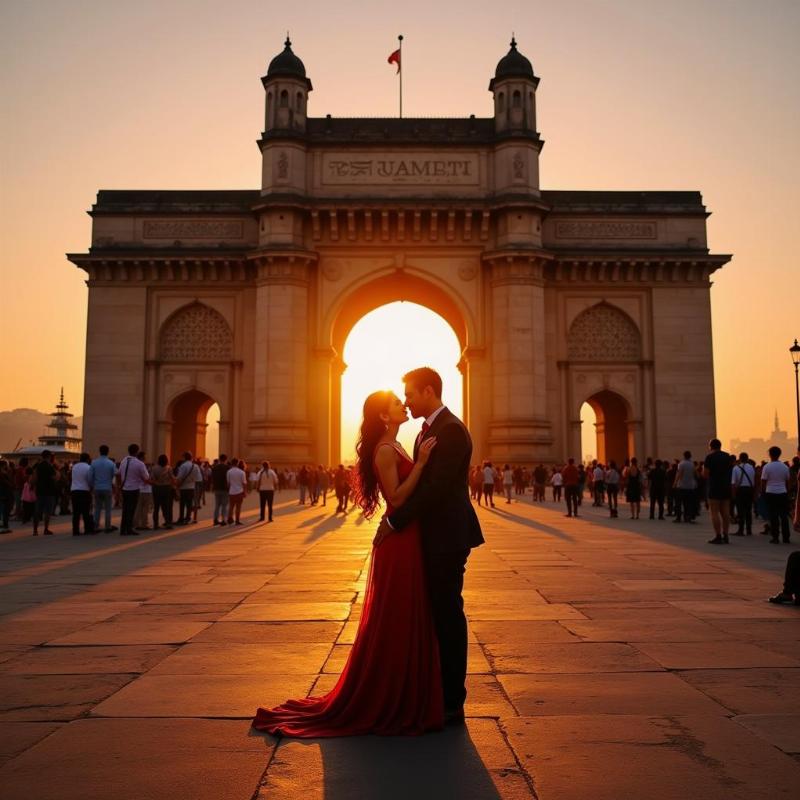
[398,34,403,118]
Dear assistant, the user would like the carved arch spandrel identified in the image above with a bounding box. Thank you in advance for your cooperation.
[567,302,641,362]
[159,302,233,361]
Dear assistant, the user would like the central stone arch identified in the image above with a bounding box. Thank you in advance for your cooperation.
[319,269,477,464]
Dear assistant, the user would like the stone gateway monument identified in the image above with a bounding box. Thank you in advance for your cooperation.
[68,38,731,466]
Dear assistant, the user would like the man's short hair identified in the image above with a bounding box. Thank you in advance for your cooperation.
[80,452,91,463]
[402,367,442,399]
[769,445,782,459]
[128,444,139,456]
[739,452,748,462]
[99,444,109,456]
[683,450,692,459]
[709,438,721,450]
[219,454,227,462]
[41,449,52,458]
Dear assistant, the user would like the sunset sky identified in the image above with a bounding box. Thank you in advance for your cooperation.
[1,0,798,452]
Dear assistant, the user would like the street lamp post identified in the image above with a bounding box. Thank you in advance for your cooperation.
[791,338,800,451]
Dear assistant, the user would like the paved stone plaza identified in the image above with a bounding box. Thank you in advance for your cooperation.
[0,493,798,799]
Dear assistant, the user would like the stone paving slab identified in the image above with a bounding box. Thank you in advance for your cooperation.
[0,719,272,800]
[2,644,177,674]
[502,714,800,800]
[675,668,800,714]
[0,492,797,798]
[498,672,730,716]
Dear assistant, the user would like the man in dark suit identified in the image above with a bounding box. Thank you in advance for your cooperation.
[374,367,484,725]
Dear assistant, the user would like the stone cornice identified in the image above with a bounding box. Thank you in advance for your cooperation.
[546,255,731,284]
[66,254,253,284]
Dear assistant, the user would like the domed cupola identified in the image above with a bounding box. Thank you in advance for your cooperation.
[266,36,311,86]
[491,37,535,85]
[261,36,312,134]
[489,36,539,134]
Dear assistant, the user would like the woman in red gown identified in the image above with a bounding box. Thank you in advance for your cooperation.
[252,391,444,736]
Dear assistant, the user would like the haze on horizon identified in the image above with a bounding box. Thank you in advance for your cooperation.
[1,0,798,450]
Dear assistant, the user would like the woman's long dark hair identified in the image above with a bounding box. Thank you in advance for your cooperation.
[352,390,393,519]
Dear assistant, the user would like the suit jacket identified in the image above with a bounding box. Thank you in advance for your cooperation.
[388,407,484,556]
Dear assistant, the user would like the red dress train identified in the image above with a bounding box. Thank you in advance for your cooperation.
[252,445,443,736]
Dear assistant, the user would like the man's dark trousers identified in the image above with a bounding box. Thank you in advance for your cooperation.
[71,490,93,535]
[735,487,754,534]
[259,490,275,521]
[425,549,469,712]
[120,490,139,535]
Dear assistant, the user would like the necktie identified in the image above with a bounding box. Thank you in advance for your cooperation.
[415,421,430,453]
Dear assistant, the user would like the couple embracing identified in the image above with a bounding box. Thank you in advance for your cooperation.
[253,367,484,735]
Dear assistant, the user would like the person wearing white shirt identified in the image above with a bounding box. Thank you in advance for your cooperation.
[133,452,154,531]
[482,462,496,507]
[761,446,791,544]
[256,460,278,522]
[731,452,756,536]
[117,444,151,536]
[551,469,563,502]
[226,459,248,525]
[174,452,197,525]
[70,452,94,536]
[502,464,514,504]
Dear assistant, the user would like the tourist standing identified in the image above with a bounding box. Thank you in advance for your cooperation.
[70,452,94,536]
[89,445,117,533]
[605,461,620,518]
[211,454,230,525]
[533,463,547,502]
[318,465,330,506]
[551,467,563,502]
[256,460,278,522]
[562,458,580,517]
[648,459,667,520]
[704,439,733,544]
[502,464,514,504]
[174,452,197,525]
[117,444,150,536]
[334,464,349,512]
[592,462,605,507]
[297,465,309,505]
[624,458,642,519]
[761,446,792,544]
[482,461,496,507]
[731,453,756,536]
[150,454,175,529]
[32,450,58,536]
[12,457,28,520]
[0,460,14,534]
[673,451,697,524]
[227,459,248,525]
[133,452,154,531]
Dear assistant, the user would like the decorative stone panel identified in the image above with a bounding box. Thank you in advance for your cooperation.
[159,303,233,361]
[567,303,641,361]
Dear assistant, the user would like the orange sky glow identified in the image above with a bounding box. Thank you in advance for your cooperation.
[1,0,798,452]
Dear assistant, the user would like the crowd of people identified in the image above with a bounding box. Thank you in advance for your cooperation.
[470,440,800,546]
[0,447,368,537]
[1,439,798,550]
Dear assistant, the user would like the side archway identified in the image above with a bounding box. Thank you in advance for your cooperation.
[582,390,633,465]
[165,389,217,464]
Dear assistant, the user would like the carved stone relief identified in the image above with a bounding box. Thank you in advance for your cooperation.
[567,304,641,361]
[160,303,233,361]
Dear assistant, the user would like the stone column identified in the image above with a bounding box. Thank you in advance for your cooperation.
[484,252,553,463]
[248,252,317,465]
[459,346,489,463]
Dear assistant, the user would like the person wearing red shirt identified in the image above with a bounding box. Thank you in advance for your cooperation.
[562,458,580,517]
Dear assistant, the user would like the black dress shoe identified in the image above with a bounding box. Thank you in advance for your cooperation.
[768,592,793,604]
[708,536,724,544]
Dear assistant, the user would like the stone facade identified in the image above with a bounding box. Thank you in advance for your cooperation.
[68,38,730,466]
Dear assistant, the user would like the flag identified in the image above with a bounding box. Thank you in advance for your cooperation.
[388,48,401,73]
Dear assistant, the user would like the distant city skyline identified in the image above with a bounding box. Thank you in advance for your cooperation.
[2,0,798,448]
